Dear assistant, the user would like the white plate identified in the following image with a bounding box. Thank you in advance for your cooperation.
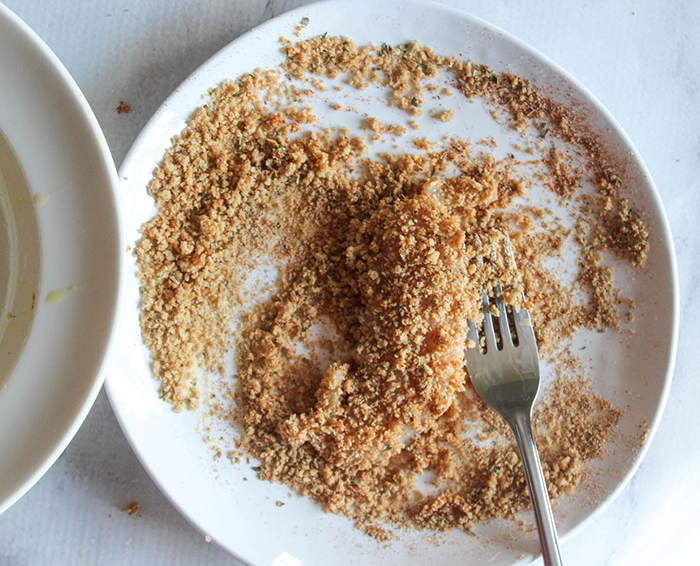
[105,1,678,564]
[0,5,123,514]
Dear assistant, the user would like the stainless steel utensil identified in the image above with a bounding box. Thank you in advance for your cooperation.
[464,285,563,566]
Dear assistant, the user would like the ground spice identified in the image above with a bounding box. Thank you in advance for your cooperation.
[135,36,646,538]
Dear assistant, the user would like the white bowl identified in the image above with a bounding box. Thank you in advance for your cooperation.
[106,1,678,564]
[0,4,123,515]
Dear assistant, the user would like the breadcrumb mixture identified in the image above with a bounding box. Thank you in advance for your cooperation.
[135,36,647,537]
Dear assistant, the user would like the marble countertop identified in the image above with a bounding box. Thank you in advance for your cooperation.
[0,0,697,564]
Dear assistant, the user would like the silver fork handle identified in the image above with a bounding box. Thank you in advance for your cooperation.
[507,411,564,566]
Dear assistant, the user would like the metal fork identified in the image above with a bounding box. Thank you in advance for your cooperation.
[464,285,563,566]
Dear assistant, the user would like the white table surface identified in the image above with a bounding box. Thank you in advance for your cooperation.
[0,0,697,564]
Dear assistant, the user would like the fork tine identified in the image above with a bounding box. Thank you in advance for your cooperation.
[512,303,536,350]
[494,285,512,347]
[466,319,480,350]
[481,291,498,353]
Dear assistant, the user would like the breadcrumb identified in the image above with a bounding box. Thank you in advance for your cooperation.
[135,35,646,538]
[433,109,455,122]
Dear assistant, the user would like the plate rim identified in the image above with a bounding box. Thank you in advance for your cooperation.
[0,4,125,515]
[105,0,679,561]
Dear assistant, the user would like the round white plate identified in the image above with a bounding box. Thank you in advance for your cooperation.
[105,1,678,564]
[0,5,123,514]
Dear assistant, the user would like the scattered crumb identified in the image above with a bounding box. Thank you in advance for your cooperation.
[433,109,455,122]
[117,101,131,114]
[356,520,395,542]
[124,501,140,516]
[365,117,385,133]
[413,137,432,150]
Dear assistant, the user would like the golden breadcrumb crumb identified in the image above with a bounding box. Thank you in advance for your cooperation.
[433,109,455,122]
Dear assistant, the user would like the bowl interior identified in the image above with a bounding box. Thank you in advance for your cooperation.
[0,129,41,391]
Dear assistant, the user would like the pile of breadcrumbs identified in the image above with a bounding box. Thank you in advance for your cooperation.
[135,36,648,538]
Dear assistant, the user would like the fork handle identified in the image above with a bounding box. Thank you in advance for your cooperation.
[507,411,564,566]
